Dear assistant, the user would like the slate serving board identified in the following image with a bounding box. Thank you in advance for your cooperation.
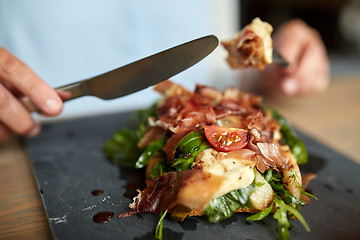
[25,111,360,240]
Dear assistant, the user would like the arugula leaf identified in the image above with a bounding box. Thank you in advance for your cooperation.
[155,210,168,240]
[172,129,211,171]
[104,128,142,168]
[149,160,167,179]
[246,201,274,221]
[205,183,255,223]
[255,169,313,239]
[291,170,318,201]
[136,139,167,168]
[266,170,306,208]
[246,189,310,240]
[104,104,158,168]
[273,197,310,240]
[266,107,308,165]
[273,198,291,240]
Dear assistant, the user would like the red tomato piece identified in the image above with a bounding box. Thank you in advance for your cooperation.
[204,126,249,152]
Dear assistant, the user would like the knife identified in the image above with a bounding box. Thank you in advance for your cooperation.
[23,35,219,112]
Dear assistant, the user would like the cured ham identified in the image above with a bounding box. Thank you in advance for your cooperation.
[120,169,225,217]
[222,17,273,70]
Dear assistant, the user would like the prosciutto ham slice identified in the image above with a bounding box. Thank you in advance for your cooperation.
[222,17,273,70]
[153,81,282,166]
[119,169,225,217]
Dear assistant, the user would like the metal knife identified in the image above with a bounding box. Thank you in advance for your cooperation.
[24,35,219,112]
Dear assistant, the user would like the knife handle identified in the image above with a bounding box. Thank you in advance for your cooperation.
[56,80,87,101]
[21,80,87,113]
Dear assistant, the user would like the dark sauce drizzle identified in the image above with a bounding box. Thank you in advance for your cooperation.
[91,189,104,196]
[93,211,114,223]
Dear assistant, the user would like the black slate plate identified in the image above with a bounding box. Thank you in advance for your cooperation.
[25,111,360,240]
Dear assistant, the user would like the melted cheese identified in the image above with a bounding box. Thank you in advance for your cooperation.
[192,148,256,199]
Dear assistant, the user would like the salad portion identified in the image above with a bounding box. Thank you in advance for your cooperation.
[104,80,314,240]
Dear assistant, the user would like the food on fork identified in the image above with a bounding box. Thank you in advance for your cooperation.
[222,17,273,70]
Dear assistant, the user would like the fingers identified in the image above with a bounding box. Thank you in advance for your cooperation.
[286,41,329,96]
[0,122,40,143]
[272,19,330,96]
[0,47,63,115]
[0,47,62,141]
[0,121,41,142]
[0,82,41,139]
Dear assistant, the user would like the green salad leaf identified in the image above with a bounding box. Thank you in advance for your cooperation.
[246,201,274,221]
[103,104,158,168]
[248,169,313,240]
[247,196,309,240]
[273,197,310,240]
[155,210,168,240]
[205,183,256,223]
[103,128,142,168]
[148,160,167,179]
[172,129,211,171]
[266,107,308,165]
[264,170,306,208]
[136,139,167,168]
[291,170,318,201]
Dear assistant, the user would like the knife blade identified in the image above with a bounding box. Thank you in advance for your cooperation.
[23,35,219,112]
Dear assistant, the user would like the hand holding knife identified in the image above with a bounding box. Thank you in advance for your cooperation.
[0,35,218,141]
[22,35,219,112]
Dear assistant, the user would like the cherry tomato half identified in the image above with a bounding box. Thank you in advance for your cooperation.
[204,126,249,152]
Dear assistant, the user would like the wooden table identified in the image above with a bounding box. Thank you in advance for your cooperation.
[265,74,360,164]
[0,74,359,239]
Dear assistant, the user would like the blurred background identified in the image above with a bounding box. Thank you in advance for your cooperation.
[0,0,238,120]
[0,0,359,121]
[240,0,360,78]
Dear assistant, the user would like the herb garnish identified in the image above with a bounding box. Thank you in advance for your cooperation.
[155,210,168,240]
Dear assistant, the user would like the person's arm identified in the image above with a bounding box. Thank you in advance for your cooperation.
[258,19,330,96]
[0,47,63,142]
